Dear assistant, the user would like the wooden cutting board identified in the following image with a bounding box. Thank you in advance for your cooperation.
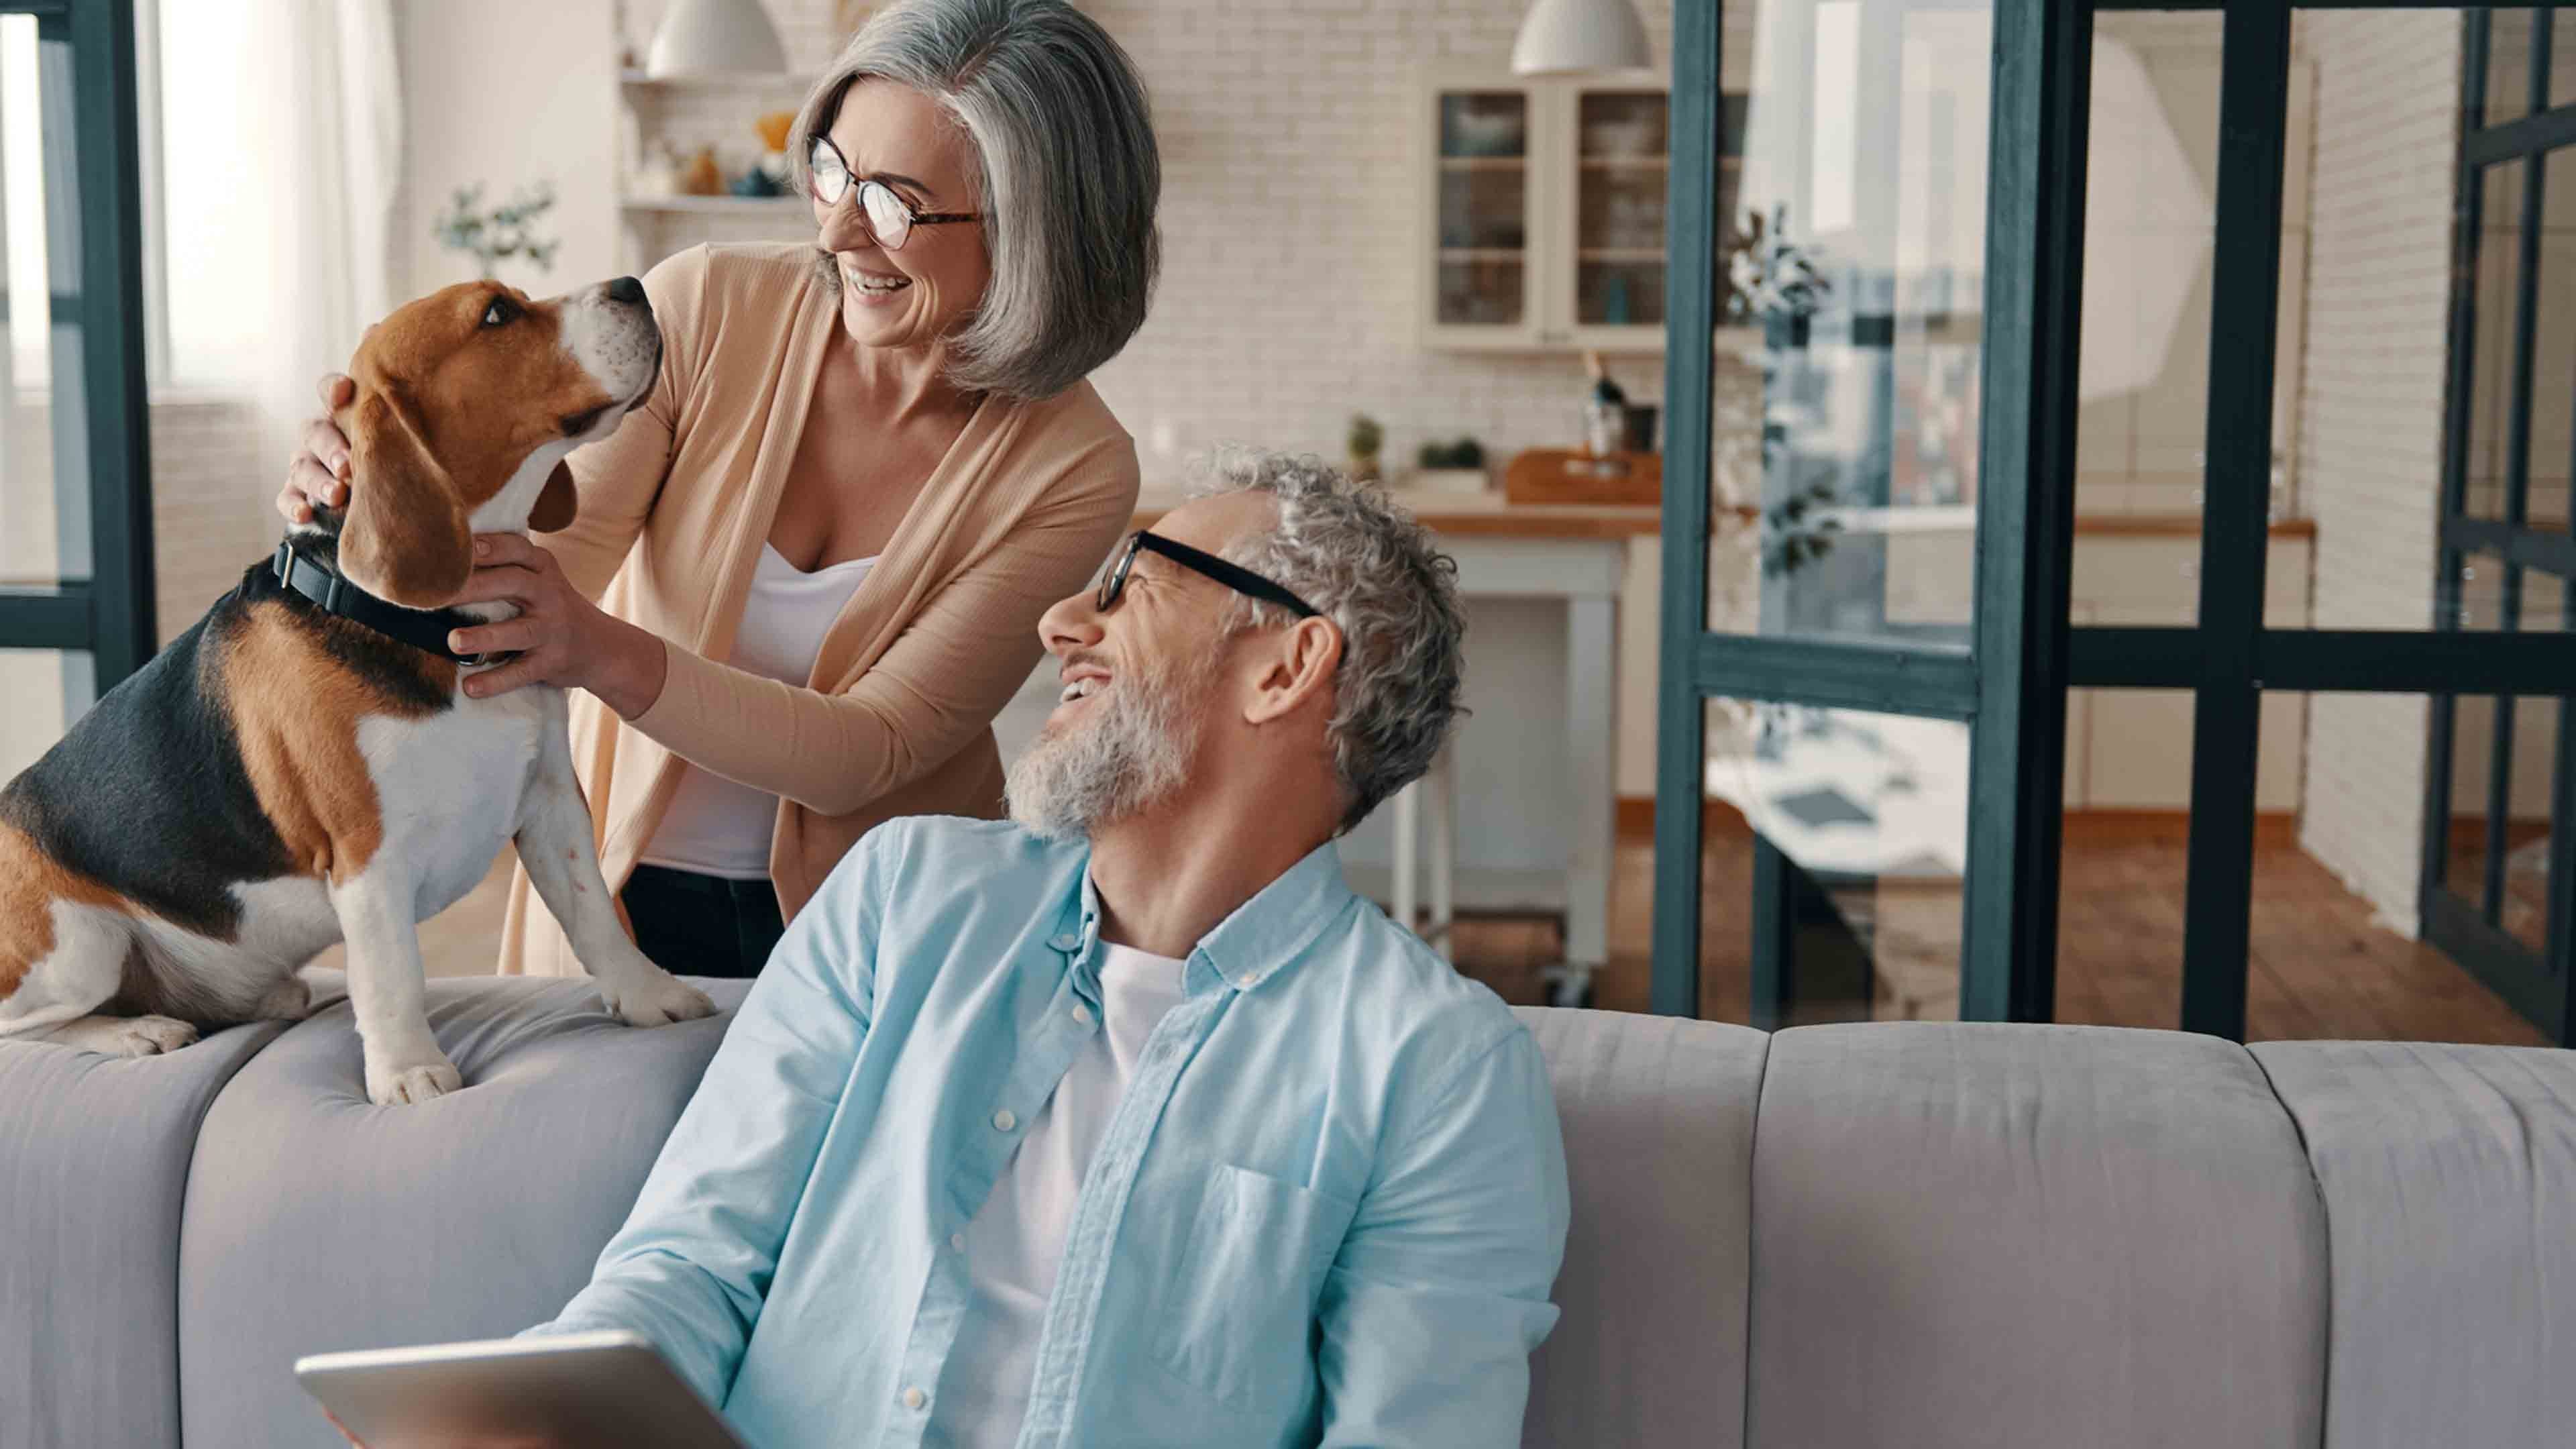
[1502,449,1662,506]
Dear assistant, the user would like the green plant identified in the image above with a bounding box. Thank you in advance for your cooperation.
[433,181,560,279]
[1347,414,1383,459]
[1725,203,1828,324]
[1416,437,1486,470]
[1762,479,1843,577]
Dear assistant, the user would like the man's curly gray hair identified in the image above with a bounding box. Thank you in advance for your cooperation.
[1192,449,1466,833]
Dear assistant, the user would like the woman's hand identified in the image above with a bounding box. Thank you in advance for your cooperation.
[446,534,669,718]
[280,374,358,524]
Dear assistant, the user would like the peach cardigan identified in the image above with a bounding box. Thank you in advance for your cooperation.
[498,243,1139,976]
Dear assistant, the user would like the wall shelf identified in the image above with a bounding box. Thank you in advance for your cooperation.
[619,68,816,90]
[621,195,806,215]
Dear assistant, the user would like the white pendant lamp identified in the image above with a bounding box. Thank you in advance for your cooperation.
[646,0,789,78]
[1511,0,1652,76]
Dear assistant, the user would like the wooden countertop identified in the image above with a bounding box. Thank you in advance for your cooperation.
[1134,488,1658,539]
[1134,489,2320,543]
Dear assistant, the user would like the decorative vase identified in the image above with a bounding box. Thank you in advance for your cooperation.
[678,147,724,197]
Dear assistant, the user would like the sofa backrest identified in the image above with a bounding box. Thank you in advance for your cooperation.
[7,977,2574,1449]
[2250,1040,2576,1448]
[174,975,753,1448]
[0,1018,286,1449]
[1515,1008,1764,1449]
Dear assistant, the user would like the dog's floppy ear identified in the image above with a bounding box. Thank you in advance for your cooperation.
[530,461,579,533]
[338,387,474,609]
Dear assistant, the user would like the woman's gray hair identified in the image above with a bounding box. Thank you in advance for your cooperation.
[1193,450,1467,833]
[792,0,1160,399]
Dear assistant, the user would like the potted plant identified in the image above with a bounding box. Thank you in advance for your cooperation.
[432,182,560,280]
[1727,203,1827,351]
[1411,437,1490,494]
[1347,414,1385,484]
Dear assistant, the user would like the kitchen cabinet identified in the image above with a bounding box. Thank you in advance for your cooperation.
[1417,71,1710,355]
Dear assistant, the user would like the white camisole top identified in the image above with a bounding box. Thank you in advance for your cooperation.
[637,543,879,880]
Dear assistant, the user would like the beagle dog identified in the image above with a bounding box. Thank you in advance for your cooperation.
[0,276,716,1104]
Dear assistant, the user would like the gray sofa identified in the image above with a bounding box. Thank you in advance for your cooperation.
[3,971,2571,1449]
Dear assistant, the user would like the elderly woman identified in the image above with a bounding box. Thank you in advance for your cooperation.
[280,0,1157,978]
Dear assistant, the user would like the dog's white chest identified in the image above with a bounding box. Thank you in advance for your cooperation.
[356,685,551,915]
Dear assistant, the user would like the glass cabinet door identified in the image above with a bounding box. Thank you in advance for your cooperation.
[1569,84,1670,347]
[1428,89,1536,344]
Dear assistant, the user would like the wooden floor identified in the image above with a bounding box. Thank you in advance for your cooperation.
[1447,820,2551,1046]
[396,824,2551,1046]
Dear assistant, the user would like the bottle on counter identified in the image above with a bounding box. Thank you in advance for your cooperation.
[1582,350,1627,463]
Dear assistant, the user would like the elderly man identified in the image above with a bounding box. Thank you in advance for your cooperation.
[523,451,1570,1448]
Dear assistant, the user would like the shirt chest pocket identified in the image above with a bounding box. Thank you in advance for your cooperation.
[1150,1163,1360,1413]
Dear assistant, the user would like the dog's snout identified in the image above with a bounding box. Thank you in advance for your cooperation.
[606,276,646,306]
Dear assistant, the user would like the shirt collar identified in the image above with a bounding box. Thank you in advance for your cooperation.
[1190,840,1352,995]
[1059,839,1352,999]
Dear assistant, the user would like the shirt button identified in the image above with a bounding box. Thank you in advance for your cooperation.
[992,1108,1016,1132]
[1049,932,1081,952]
[902,1387,927,1411]
[949,1232,967,1252]
[1071,1004,1093,1026]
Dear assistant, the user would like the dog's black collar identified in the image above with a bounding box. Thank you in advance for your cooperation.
[270,543,498,665]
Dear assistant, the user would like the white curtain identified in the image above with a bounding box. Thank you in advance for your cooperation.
[159,0,400,453]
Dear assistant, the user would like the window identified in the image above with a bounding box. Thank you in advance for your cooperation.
[0,0,159,766]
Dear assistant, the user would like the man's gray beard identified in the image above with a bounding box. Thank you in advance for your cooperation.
[1006,654,1205,841]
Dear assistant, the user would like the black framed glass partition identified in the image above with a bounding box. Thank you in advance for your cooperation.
[2420,7,2576,1039]
[1659,1,2576,1044]
[0,0,154,780]
[1656,0,2088,1026]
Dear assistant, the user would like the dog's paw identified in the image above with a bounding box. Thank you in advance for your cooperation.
[252,974,314,1021]
[105,1015,199,1057]
[366,1055,462,1106]
[598,969,718,1028]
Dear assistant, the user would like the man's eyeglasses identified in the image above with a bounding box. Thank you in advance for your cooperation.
[1098,531,1321,619]
[806,136,981,251]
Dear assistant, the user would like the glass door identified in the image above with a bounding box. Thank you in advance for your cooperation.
[0,0,155,780]
[2421,6,2576,1039]
[1657,0,2070,1024]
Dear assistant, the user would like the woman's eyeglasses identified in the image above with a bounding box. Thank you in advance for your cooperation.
[1098,531,1321,619]
[806,136,981,251]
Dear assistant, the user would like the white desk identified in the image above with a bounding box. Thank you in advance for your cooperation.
[1421,533,1625,987]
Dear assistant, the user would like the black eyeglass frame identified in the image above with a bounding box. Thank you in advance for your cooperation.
[1098,530,1322,620]
[804,134,981,250]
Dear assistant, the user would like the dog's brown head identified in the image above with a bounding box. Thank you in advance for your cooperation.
[331,276,661,608]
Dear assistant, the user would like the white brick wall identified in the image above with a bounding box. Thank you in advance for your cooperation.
[2292,9,2463,930]
[614,0,1696,475]
[1080,0,1679,477]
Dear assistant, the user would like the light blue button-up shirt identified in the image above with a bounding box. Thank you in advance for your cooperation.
[529,816,1570,1448]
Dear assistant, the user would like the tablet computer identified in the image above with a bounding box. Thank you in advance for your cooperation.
[294,1329,746,1449]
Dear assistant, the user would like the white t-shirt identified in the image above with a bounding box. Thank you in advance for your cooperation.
[639,543,877,879]
[925,941,1189,1449]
